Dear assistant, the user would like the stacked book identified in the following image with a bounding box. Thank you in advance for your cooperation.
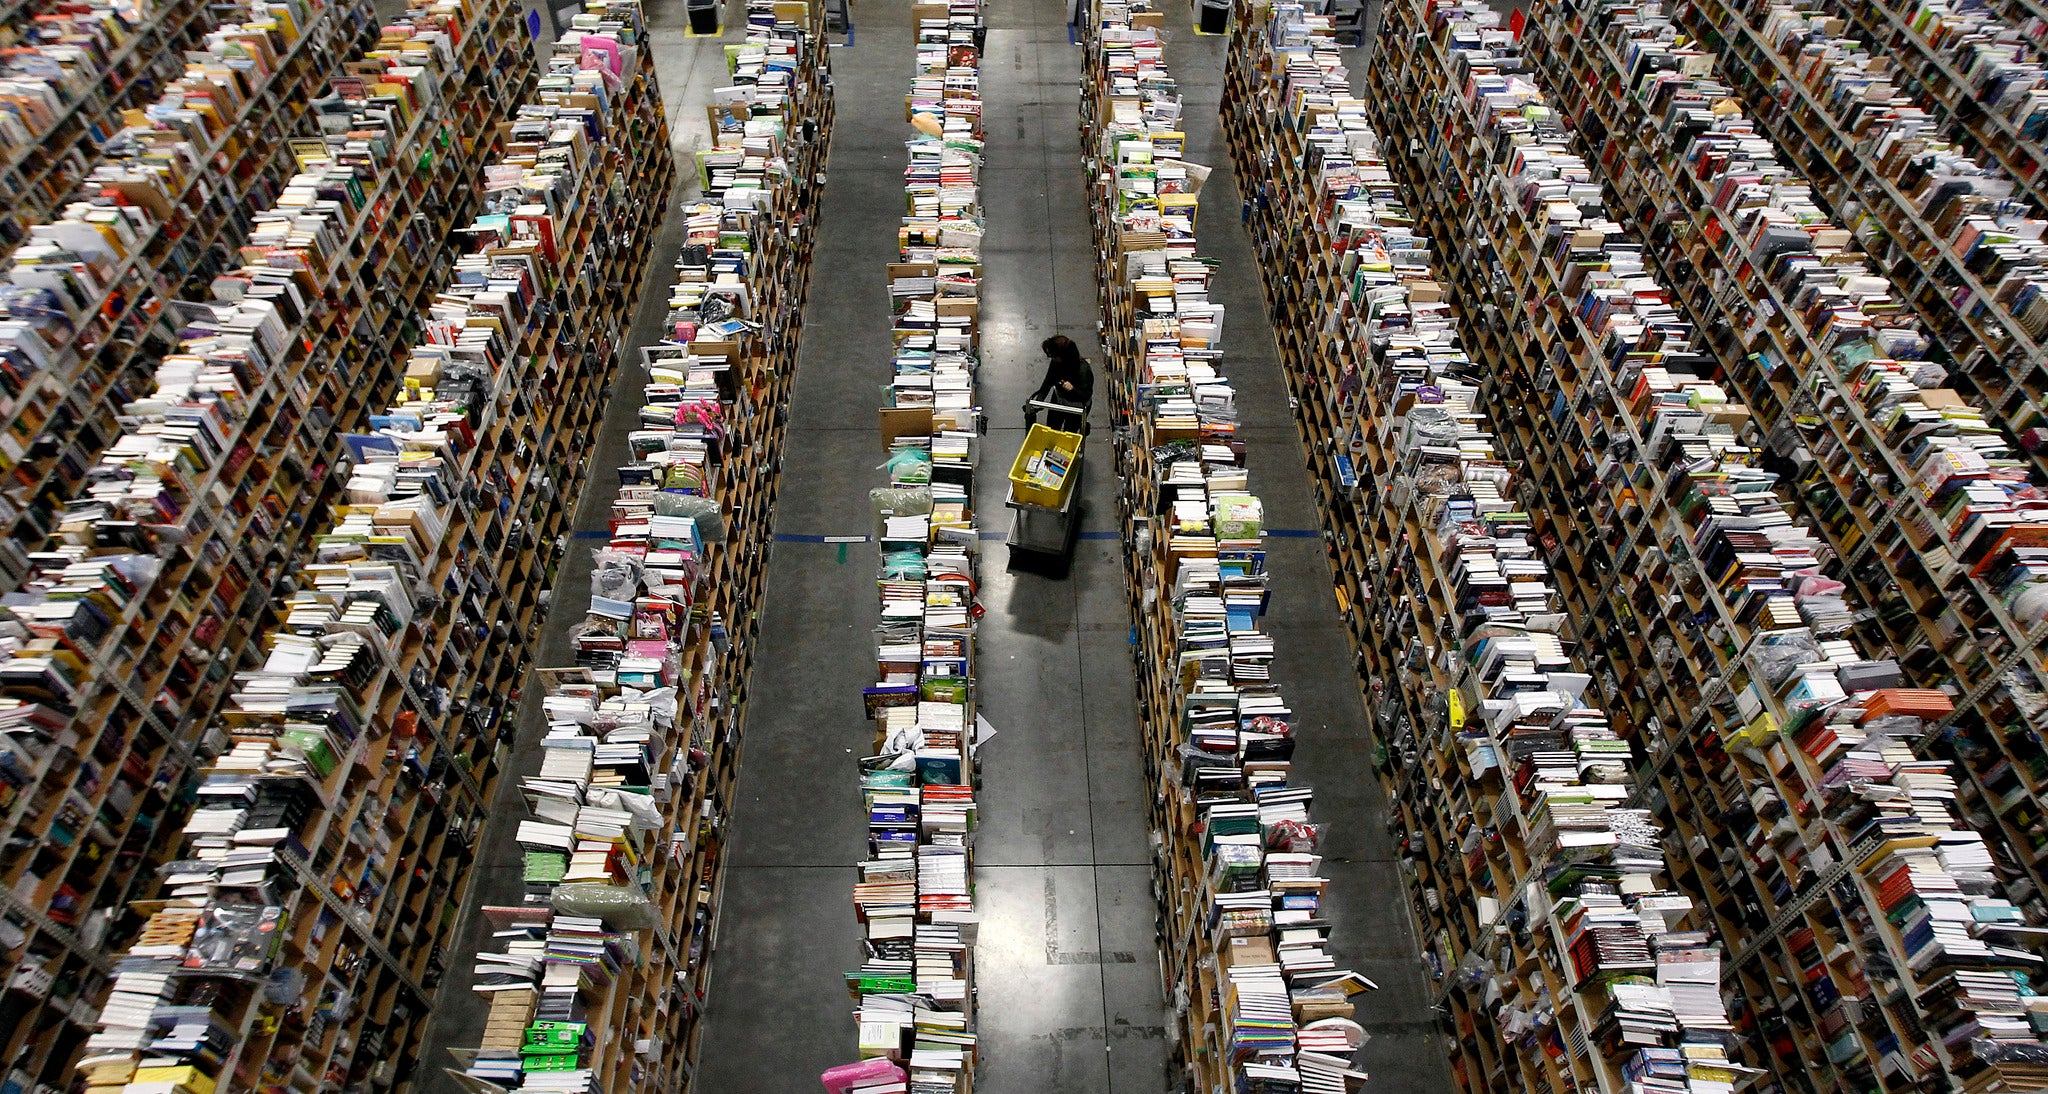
[54,53,431,562]
[1568,2,2048,688]
[68,31,472,1085]
[450,2,829,1089]
[1080,5,1380,1092]
[1224,5,1749,1093]
[882,87,981,533]
[66,0,526,1074]
[1485,2,2048,1088]
[698,0,827,206]
[459,10,740,1091]
[67,0,669,1090]
[0,0,212,239]
[1795,1,2048,162]
[0,0,356,585]
[1533,19,2048,1071]
[2,16,468,1011]
[1239,0,2048,1090]
[840,6,987,1091]
[456,907,626,1094]
[1618,3,2048,349]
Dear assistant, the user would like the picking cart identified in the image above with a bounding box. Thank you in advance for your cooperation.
[1005,411,1084,564]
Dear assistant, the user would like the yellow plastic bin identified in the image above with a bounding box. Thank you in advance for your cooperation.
[1008,423,1083,509]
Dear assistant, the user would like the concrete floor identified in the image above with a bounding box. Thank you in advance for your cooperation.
[413,2,1453,1092]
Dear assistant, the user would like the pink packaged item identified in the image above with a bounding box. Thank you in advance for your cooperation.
[579,34,622,76]
[820,1059,906,1094]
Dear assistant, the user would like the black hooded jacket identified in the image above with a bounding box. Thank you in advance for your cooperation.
[1028,359,1094,431]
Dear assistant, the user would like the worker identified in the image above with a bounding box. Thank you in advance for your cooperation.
[1024,335,1095,434]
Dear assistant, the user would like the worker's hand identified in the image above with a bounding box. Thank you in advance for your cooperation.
[1059,380,1074,392]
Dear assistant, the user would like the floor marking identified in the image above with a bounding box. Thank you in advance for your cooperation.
[1043,874,1138,966]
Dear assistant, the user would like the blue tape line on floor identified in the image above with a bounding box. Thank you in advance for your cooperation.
[1267,529,1320,538]
[571,530,609,540]
[1078,530,1120,540]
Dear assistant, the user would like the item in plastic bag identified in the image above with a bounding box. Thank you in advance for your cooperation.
[589,787,661,830]
[186,904,285,972]
[871,486,934,540]
[266,966,307,1005]
[589,548,645,603]
[886,447,933,485]
[1753,631,1821,690]
[550,882,661,931]
[880,549,928,580]
[1265,818,1324,853]
[1211,493,1263,538]
[656,492,725,542]
[1976,1039,2048,1065]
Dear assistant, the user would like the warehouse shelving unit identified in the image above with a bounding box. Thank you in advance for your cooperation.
[0,3,540,1082]
[1223,0,2048,1092]
[54,0,558,1083]
[0,0,434,571]
[1514,2,2048,1088]
[1561,0,2048,914]
[446,2,832,1091]
[0,0,212,249]
[2,0,679,1089]
[1660,0,2048,436]
[841,5,986,1087]
[1226,6,1756,1094]
[1088,4,1378,1092]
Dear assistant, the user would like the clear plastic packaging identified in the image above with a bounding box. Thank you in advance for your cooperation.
[1265,818,1324,853]
[880,550,927,580]
[186,903,285,972]
[655,493,725,542]
[1859,714,1925,750]
[589,549,644,602]
[551,882,660,931]
[1973,1039,2048,1065]
[1753,632,1822,689]
[266,966,307,1005]
[617,684,679,730]
[1404,405,1459,446]
[589,787,661,830]
[886,447,932,485]
[871,486,933,540]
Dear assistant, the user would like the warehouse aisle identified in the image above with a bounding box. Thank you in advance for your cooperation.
[1155,17,1458,1094]
[693,1,1171,1091]
[680,5,894,1086]
[967,0,1172,1090]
